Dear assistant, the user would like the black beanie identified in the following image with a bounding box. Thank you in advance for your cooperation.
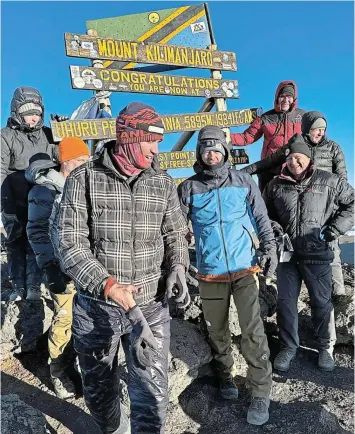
[279,84,295,98]
[285,134,312,159]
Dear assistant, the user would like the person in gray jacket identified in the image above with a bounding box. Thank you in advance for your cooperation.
[262,135,354,373]
[242,111,348,296]
[26,137,90,399]
[1,87,59,301]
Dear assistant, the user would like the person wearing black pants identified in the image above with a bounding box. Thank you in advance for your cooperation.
[262,134,354,372]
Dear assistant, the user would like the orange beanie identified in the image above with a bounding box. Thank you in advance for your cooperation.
[59,137,90,163]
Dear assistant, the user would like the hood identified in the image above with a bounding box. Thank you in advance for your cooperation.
[195,126,230,173]
[274,80,298,112]
[7,87,45,132]
[25,158,64,191]
[301,110,326,134]
[194,142,230,174]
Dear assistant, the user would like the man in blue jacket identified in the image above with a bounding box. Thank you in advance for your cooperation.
[178,126,278,426]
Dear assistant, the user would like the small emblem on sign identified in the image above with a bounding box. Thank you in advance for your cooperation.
[82,41,94,50]
[190,21,206,34]
[148,12,160,23]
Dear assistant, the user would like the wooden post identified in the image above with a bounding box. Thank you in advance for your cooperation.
[209,44,231,149]
[171,98,215,151]
[87,29,112,154]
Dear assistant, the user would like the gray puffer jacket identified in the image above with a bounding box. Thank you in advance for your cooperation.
[241,111,347,181]
[26,158,65,269]
[1,87,59,214]
[263,162,354,263]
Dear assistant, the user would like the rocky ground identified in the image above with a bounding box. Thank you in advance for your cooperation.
[1,241,354,434]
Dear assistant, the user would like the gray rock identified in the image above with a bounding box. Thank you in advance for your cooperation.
[1,394,50,434]
[1,296,53,361]
[168,319,212,403]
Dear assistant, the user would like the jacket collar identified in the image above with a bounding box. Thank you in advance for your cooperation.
[279,162,316,184]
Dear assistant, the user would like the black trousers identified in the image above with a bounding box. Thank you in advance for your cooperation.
[72,294,170,434]
[277,262,336,351]
[2,211,42,292]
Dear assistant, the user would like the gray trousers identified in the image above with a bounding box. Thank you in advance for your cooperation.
[277,262,336,351]
[329,239,345,295]
[199,274,272,398]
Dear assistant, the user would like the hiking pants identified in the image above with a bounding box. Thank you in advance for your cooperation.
[48,283,76,367]
[277,261,336,350]
[72,294,170,434]
[2,211,42,293]
[199,273,272,398]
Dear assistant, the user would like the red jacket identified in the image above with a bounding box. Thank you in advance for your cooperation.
[230,80,306,158]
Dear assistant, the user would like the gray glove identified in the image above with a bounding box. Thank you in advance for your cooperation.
[260,248,278,278]
[166,265,191,309]
[126,306,158,369]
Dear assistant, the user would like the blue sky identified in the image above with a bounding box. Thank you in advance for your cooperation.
[1,1,354,183]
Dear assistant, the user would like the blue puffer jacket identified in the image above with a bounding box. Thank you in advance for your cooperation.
[26,159,65,269]
[178,148,276,282]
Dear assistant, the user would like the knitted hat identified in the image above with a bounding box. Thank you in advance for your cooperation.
[310,118,327,130]
[285,134,312,159]
[279,84,295,98]
[116,102,164,145]
[18,102,43,116]
[59,137,90,163]
[197,125,227,156]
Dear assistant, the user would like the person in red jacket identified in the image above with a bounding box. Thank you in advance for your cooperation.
[230,80,306,191]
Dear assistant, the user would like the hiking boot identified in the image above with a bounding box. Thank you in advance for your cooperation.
[273,348,296,372]
[318,349,335,371]
[50,363,75,399]
[247,397,270,426]
[219,377,239,400]
[9,288,25,302]
[51,375,75,399]
[26,287,41,301]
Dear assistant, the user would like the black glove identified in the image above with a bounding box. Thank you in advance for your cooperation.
[44,262,71,294]
[270,220,284,238]
[259,248,278,278]
[50,114,69,122]
[322,228,338,242]
[127,305,158,369]
[166,264,191,309]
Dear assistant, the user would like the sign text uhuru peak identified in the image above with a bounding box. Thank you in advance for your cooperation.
[51,108,262,141]
[65,33,237,71]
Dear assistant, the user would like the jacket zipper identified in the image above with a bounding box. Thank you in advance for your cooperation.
[101,159,137,284]
[216,185,231,282]
[129,182,136,284]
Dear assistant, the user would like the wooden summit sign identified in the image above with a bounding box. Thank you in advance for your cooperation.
[65,33,237,71]
[70,65,239,98]
[51,107,262,141]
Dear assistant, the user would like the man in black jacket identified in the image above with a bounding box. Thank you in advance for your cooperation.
[1,87,59,301]
[26,137,90,399]
[242,111,348,295]
[263,135,354,372]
